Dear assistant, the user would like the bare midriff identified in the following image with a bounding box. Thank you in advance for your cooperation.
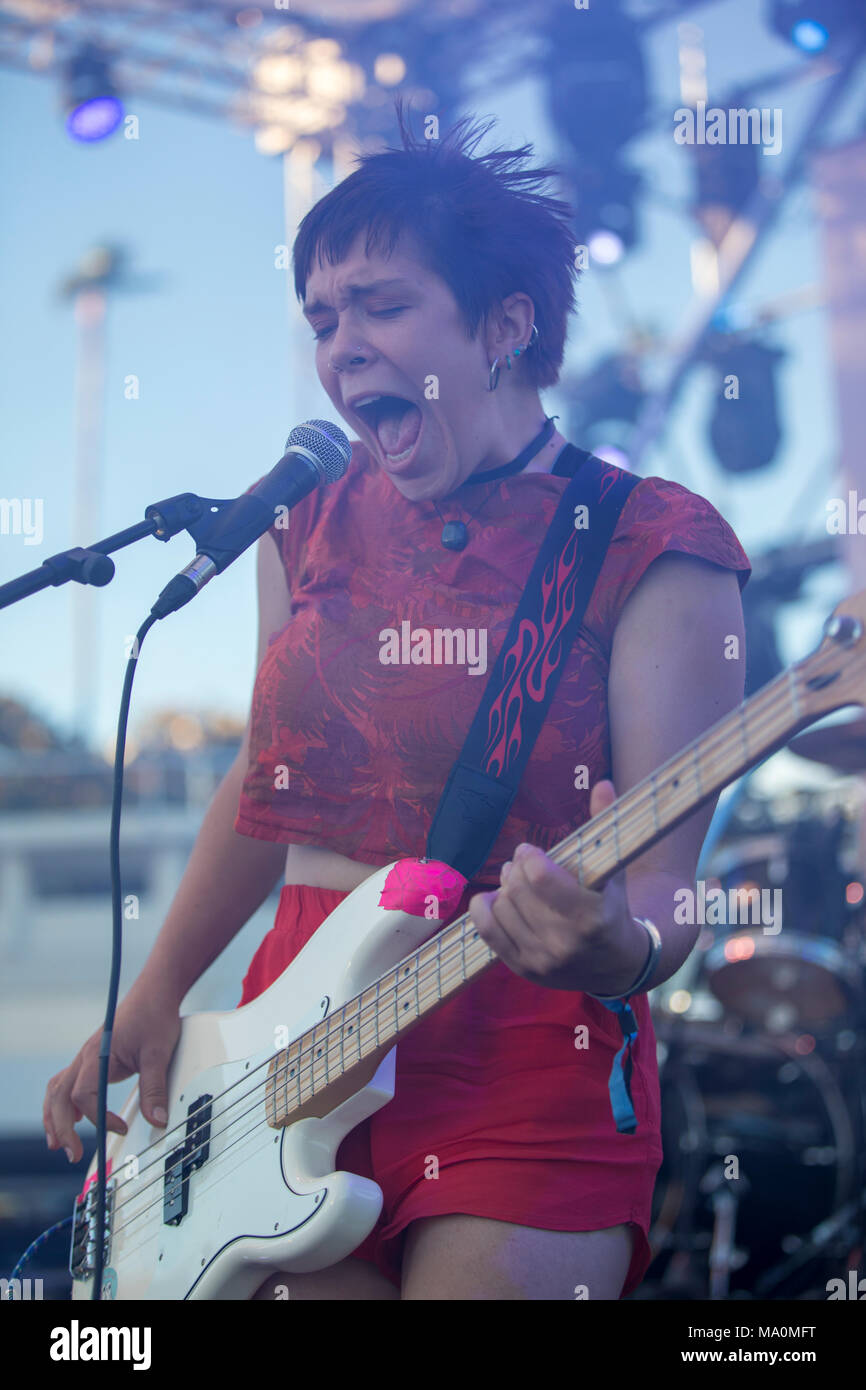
[282,841,379,892]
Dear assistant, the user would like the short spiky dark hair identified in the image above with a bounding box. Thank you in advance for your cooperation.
[292,108,579,389]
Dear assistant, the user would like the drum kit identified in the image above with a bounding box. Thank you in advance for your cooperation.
[644,719,866,1300]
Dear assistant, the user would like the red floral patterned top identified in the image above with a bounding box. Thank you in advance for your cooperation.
[234,440,751,885]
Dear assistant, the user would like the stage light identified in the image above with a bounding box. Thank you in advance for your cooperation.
[587,230,625,267]
[689,134,761,248]
[254,54,305,94]
[546,1,647,156]
[374,54,406,86]
[703,332,785,473]
[668,990,692,1014]
[306,60,365,105]
[572,162,643,256]
[545,0,647,259]
[64,46,123,143]
[570,354,646,442]
[768,0,864,52]
[791,19,829,50]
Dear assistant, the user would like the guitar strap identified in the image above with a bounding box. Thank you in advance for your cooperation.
[424,443,643,1134]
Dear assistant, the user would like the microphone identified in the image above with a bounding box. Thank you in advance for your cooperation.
[151,419,350,619]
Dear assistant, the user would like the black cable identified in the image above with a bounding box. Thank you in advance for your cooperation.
[92,611,157,1301]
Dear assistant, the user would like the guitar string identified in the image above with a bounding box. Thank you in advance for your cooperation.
[99,672,806,1248]
[100,681,805,1254]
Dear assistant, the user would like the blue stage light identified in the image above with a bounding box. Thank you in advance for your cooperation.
[769,0,859,53]
[64,46,123,143]
[66,96,124,143]
[790,18,830,50]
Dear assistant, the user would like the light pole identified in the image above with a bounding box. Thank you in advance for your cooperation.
[58,246,159,747]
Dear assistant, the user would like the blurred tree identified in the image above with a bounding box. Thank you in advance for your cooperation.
[0,696,72,752]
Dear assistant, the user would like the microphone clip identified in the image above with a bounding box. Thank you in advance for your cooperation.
[144,492,233,547]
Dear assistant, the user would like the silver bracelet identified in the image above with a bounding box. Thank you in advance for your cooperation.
[586,917,663,1002]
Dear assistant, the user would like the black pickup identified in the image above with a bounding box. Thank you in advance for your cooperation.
[162,1094,213,1227]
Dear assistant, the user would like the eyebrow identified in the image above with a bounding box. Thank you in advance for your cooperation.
[302,278,414,318]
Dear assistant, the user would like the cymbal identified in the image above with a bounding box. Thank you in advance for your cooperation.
[789,717,866,773]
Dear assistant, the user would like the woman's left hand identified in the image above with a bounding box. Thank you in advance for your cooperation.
[468,780,647,994]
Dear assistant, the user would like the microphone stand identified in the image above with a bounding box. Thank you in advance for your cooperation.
[0,492,229,610]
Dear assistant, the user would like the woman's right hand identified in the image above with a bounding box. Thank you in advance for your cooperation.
[43,985,182,1165]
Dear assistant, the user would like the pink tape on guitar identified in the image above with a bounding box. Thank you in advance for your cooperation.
[378,858,468,920]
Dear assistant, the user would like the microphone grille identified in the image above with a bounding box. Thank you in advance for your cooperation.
[286,419,351,483]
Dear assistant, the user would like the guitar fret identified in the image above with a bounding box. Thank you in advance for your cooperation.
[296,1036,302,1110]
[339,1005,345,1077]
[577,834,585,885]
[693,747,702,798]
[374,979,381,1049]
[651,776,660,834]
[309,1025,318,1096]
[435,933,443,1000]
[394,967,400,1034]
[414,956,421,1019]
[460,924,467,982]
[613,811,621,865]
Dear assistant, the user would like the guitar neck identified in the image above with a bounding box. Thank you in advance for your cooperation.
[268,611,864,1127]
[375,664,812,1021]
[554,667,807,889]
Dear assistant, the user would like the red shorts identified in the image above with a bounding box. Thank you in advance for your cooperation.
[238,881,663,1298]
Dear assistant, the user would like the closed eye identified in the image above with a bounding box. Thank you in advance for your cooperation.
[312,307,407,341]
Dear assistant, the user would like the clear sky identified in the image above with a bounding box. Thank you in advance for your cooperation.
[1,0,863,758]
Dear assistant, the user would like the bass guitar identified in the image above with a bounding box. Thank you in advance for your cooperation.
[70,592,866,1299]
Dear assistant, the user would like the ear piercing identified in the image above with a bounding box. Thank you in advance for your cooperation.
[487,322,539,392]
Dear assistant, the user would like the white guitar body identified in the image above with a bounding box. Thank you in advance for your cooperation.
[70,864,441,1301]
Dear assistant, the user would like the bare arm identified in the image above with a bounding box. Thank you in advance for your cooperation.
[604,550,747,992]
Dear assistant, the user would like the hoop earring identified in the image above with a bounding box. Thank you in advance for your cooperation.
[489,322,538,389]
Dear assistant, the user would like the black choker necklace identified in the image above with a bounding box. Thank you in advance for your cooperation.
[433,416,558,551]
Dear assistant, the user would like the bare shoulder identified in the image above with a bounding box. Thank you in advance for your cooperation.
[614,550,745,655]
[607,551,746,876]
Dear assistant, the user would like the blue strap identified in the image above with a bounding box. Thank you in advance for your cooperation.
[599,997,639,1135]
